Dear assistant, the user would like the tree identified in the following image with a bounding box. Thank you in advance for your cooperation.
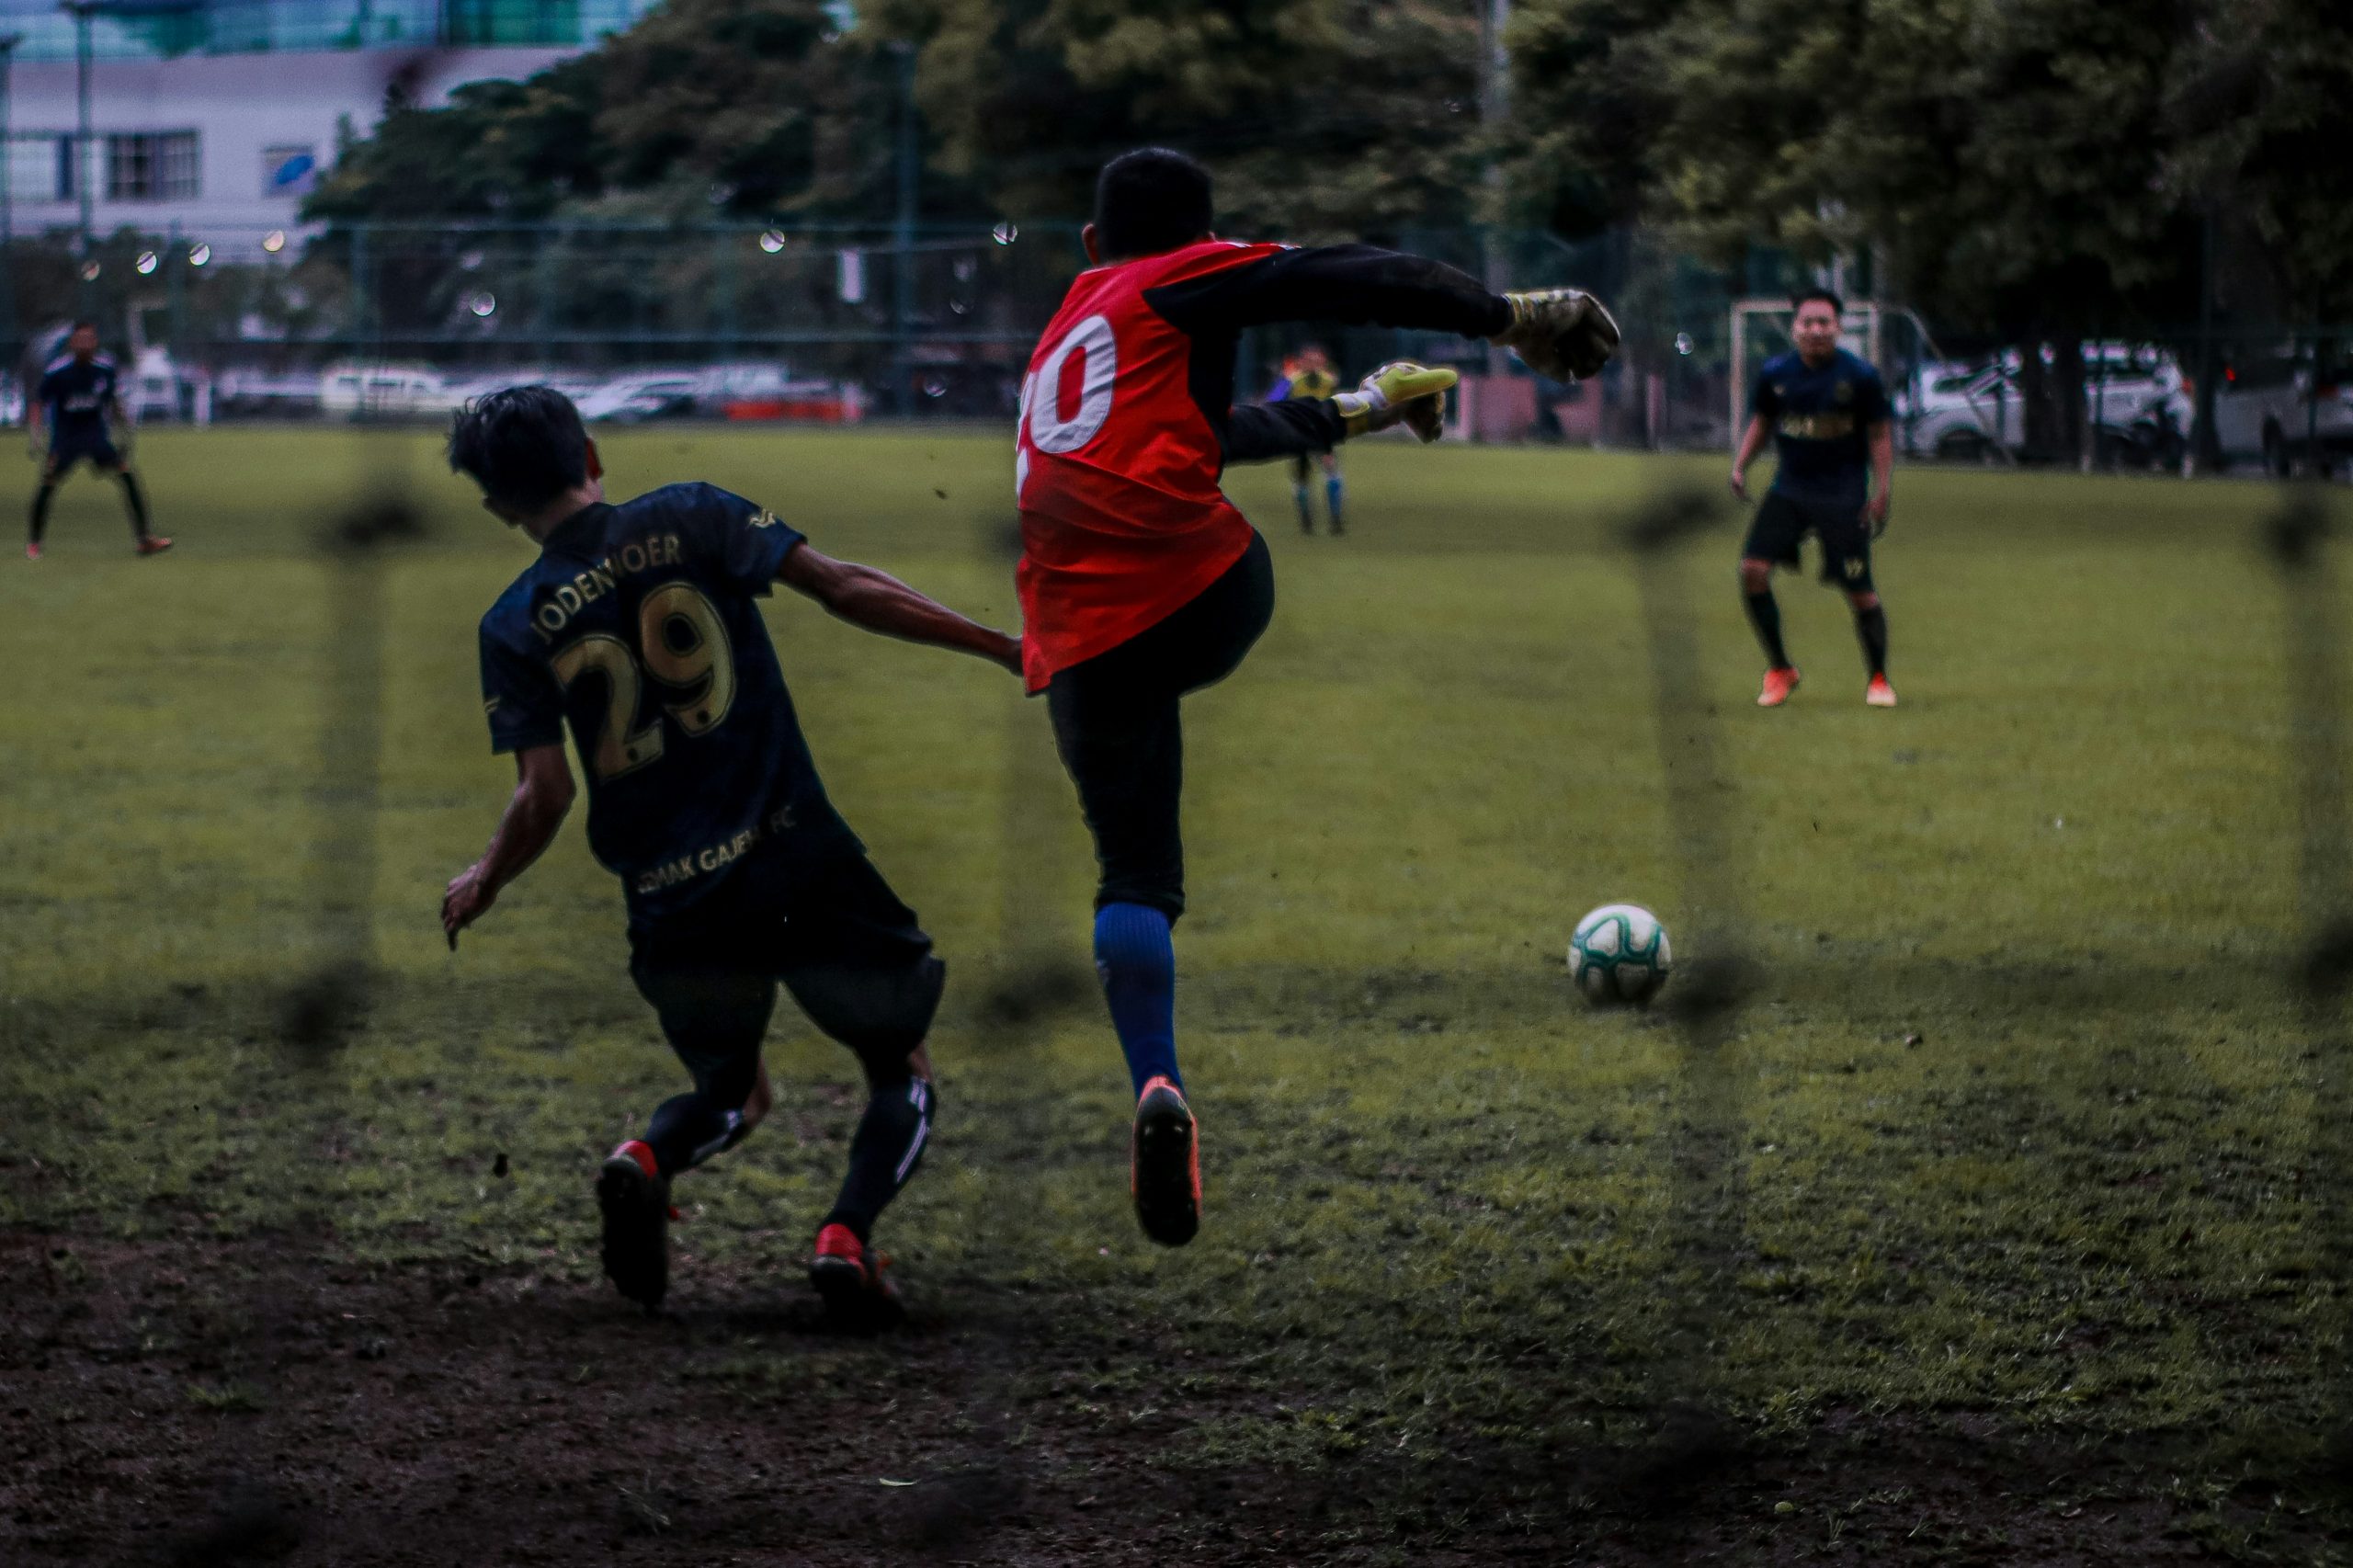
[873,0,1488,237]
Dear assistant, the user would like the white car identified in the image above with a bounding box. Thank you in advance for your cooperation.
[2200,348,2353,476]
[320,362,455,419]
[1900,352,2178,463]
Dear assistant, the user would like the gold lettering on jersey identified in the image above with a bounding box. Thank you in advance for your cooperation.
[1779,413,1856,442]
[528,532,686,644]
[631,804,801,897]
[748,509,780,529]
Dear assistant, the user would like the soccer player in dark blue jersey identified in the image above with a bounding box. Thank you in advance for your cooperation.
[1729,289,1896,708]
[25,322,168,560]
[440,386,1020,1321]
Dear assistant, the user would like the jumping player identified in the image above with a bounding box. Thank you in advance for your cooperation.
[26,322,168,560]
[440,386,1020,1321]
[1728,289,1896,708]
[1015,147,1618,1246]
[1266,345,1345,533]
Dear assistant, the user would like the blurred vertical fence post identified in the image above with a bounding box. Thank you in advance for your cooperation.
[2266,490,2353,1455]
[890,40,918,417]
[1624,487,1755,1429]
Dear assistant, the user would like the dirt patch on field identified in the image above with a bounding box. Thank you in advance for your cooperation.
[3,1223,2328,1566]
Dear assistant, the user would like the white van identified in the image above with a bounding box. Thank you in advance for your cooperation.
[319,362,454,419]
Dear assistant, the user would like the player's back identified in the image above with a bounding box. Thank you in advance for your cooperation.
[477,482,856,926]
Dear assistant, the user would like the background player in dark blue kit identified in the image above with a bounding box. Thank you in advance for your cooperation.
[439,386,1020,1322]
[25,322,169,561]
[1729,289,1896,708]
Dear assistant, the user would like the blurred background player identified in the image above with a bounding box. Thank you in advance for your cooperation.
[1728,288,1895,708]
[1014,147,1618,1248]
[26,322,168,561]
[1266,344,1346,533]
[439,386,1020,1323]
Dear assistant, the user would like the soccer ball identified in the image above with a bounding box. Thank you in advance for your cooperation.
[1570,903,1672,1005]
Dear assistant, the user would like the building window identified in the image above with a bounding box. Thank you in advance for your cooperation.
[263,145,319,199]
[106,131,199,201]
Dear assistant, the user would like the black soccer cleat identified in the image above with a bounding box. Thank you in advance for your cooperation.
[597,1140,671,1311]
[1131,1075,1200,1247]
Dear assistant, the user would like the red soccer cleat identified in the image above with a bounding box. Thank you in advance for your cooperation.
[596,1139,670,1311]
[809,1222,904,1330]
[134,535,174,556]
[1131,1074,1200,1247]
[1865,674,1898,708]
[1756,665,1802,708]
[24,541,40,561]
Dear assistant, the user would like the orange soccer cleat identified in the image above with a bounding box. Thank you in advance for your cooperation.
[134,535,174,556]
[1131,1074,1200,1246]
[810,1222,904,1329]
[24,541,40,561]
[1756,665,1802,708]
[1865,674,1898,708]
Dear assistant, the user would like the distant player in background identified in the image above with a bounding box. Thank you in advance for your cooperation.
[26,322,168,561]
[1015,147,1618,1247]
[1729,289,1895,708]
[1266,344,1346,533]
[440,386,1021,1323]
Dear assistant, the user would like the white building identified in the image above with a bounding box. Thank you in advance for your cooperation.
[0,0,659,257]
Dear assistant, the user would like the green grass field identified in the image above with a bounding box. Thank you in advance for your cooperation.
[3,426,2348,1562]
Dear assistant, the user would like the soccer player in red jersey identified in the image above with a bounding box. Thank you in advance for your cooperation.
[1015,148,1620,1246]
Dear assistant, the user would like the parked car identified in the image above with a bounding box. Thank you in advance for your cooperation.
[320,362,455,419]
[1900,348,2179,464]
[2200,347,2353,476]
[576,372,704,423]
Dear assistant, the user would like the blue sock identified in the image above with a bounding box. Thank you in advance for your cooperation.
[1094,902,1180,1098]
[1324,473,1345,523]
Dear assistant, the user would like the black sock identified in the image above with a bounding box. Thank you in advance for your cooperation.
[29,482,54,544]
[1854,606,1888,676]
[118,471,151,538]
[822,1076,936,1243]
[1744,588,1790,667]
[642,1090,747,1177]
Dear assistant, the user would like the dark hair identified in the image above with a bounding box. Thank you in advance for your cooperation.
[448,385,590,512]
[69,320,95,333]
[1093,148,1213,259]
[1792,287,1844,317]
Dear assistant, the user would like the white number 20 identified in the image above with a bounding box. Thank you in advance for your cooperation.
[1018,313,1119,501]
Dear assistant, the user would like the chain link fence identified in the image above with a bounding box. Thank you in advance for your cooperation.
[0,216,2342,472]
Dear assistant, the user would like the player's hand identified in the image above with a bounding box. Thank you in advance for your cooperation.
[1492,288,1620,381]
[1865,492,1891,537]
[1336,361,1459,442]
[1728,467,1749,503]
[441,863,496,949]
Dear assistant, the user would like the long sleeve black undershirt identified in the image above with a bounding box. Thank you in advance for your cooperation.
[1141,244,1508,467]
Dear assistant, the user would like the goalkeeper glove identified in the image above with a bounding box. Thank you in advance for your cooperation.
[1491,289,1621,381]
[1334,361,1459,442]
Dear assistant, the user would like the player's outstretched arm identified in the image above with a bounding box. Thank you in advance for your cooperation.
[1730,415,1773,501]
[442,743,574,949]
[779,543,1022,675]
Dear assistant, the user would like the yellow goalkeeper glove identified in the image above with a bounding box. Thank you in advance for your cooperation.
[1334,361,1459,442]
[1492,288,1620,381]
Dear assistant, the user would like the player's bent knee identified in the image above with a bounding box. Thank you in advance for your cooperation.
[1738,559,1773,593]
[1848,590,1881,612]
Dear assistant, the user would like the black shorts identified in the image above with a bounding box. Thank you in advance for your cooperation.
[1742,491,1874,592]
[1047,529,1277,920]
[47,432,122,475]
[627,847,945,1105]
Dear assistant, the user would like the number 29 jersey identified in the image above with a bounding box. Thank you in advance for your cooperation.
[477,483,857,929]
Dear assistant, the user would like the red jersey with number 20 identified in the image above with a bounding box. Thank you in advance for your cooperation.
[1015,240,1287,692]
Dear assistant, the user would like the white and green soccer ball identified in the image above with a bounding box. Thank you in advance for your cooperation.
[1570,903,1672,1005]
